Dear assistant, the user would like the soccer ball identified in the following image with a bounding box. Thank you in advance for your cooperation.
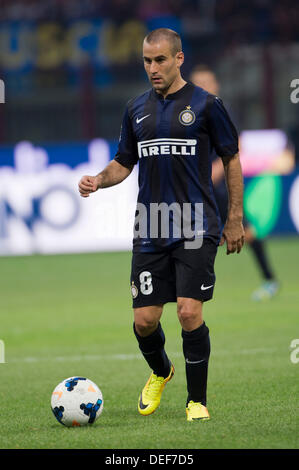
[51,376,104,427]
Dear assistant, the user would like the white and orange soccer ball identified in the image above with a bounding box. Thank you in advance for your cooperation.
[51,376,104,427]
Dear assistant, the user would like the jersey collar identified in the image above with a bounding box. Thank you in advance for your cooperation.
[152,82,193,101]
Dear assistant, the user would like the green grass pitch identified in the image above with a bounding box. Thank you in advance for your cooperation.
[0,237,298,449]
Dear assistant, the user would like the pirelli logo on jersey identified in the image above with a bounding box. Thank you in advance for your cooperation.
[137,138,197,159]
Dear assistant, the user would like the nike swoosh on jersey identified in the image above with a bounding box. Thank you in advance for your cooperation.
[200,284,214,290]
[136,114,151,124]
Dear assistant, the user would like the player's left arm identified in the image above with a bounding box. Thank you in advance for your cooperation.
[220,153,245,254]
[206,94,244,254]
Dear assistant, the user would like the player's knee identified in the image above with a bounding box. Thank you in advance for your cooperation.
[177,302,202,330]
[245,225,255,243]
[134,317,159,337]
[178,306,196,323]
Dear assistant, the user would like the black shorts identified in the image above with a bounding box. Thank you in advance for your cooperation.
[130,239,218,308]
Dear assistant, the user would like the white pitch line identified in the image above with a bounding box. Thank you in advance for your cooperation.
[7,347,277,364]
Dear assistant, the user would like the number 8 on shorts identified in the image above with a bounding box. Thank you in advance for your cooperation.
[139,271,153,295]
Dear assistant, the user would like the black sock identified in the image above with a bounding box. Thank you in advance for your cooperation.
[182,322,210,407]
[249,239,275,280]
[133,322,171,378]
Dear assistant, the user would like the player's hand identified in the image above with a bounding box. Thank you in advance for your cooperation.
[78,175,99,198]
[219,218,245,254]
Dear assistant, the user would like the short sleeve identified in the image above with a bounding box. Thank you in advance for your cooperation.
[206,96,239,158]
[114,105,138,168]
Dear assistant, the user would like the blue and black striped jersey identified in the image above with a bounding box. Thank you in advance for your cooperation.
[114,82,239,252]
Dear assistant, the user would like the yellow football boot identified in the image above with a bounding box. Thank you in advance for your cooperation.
[138,364,175,416]
[186,401,210,421]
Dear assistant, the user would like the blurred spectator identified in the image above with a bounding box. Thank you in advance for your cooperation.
[136,0,175,21]
[101,0,136,24]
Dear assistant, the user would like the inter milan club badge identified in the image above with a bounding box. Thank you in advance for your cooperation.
[131,281,138,299]
[179,105,196,126]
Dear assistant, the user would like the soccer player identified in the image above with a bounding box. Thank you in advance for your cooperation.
[190,64,279,301]
[78,28,245,421]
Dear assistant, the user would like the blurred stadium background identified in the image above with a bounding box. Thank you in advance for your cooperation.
[0,0,298,450]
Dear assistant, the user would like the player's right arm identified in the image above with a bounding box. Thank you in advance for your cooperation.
[78,160,133,198]
[78,103,138,198]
